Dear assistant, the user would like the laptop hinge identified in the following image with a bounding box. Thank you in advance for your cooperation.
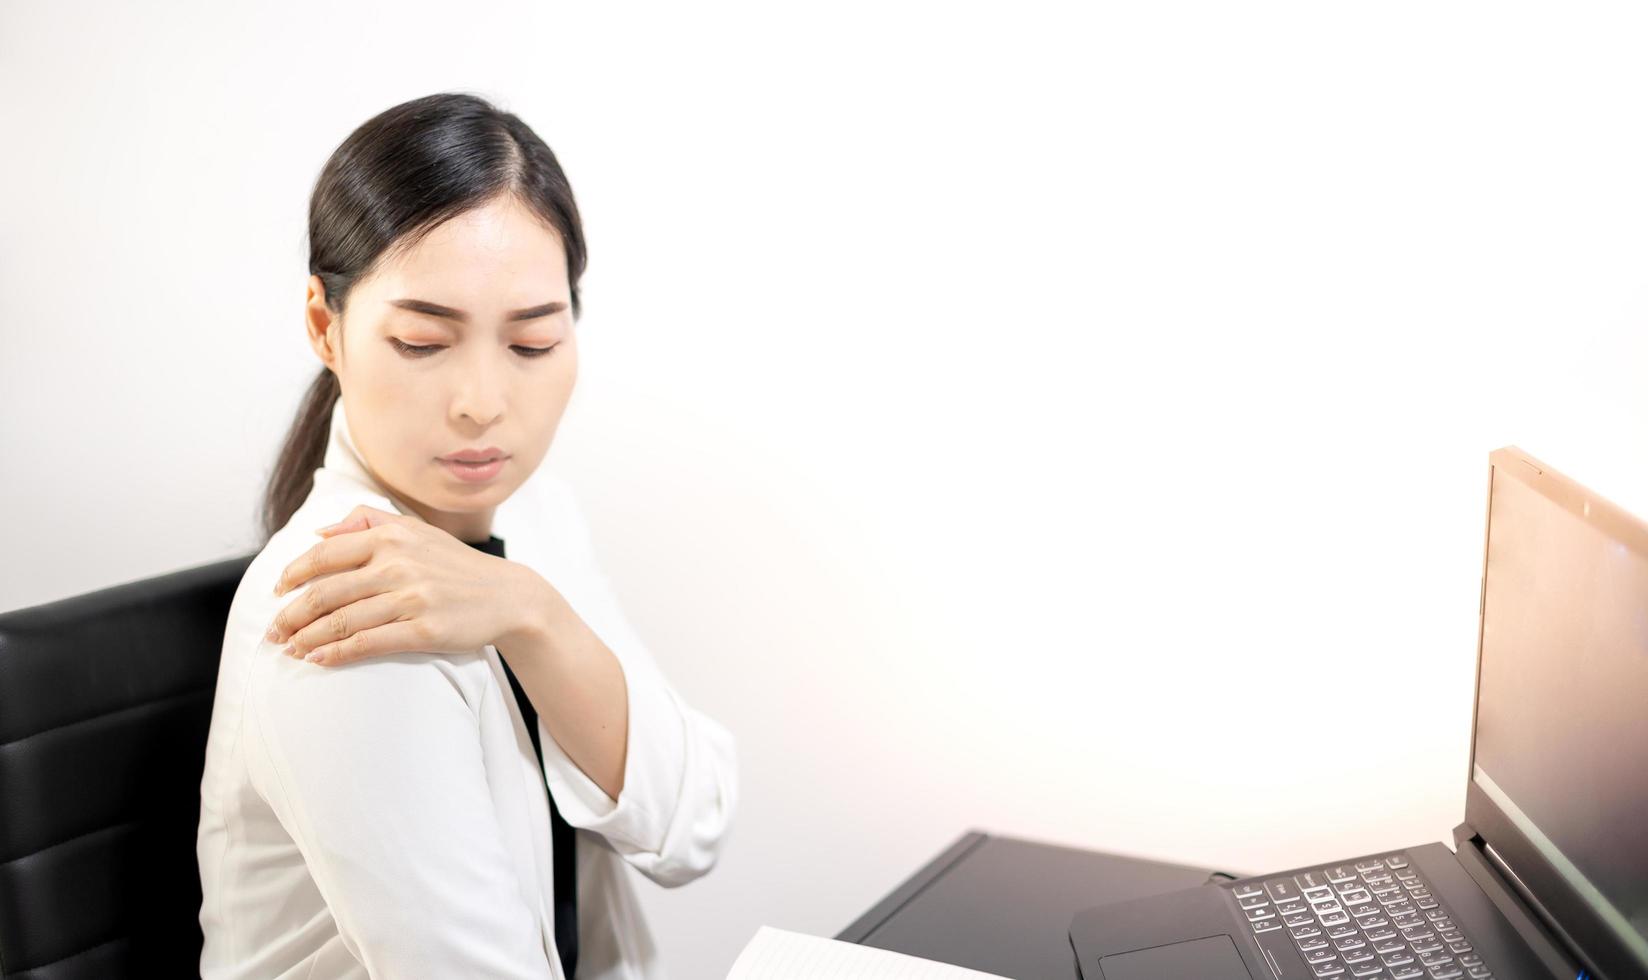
[1450,822,1595,978]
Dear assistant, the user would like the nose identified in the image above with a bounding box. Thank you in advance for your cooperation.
[449,354,506,426]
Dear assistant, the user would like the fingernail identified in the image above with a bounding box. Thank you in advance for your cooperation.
[305,650,324,663]
[265,626,280,642]
[281,644,295,658]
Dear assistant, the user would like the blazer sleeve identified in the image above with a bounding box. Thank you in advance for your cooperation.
[246,642,553,978]
[532,478,740,889]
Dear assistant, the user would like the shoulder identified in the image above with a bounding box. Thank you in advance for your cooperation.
[225,477,492,719]
[225,472,389,654]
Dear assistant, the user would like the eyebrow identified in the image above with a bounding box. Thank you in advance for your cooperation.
[388,298,568,323]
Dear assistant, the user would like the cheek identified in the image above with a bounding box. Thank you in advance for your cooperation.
[553,347,579,393]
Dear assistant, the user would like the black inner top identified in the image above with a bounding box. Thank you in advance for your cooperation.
[465,534,578,979]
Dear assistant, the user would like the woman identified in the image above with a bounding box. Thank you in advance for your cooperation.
[196,92,739,980]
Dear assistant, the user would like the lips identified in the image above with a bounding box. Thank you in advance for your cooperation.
[440,446,507,463]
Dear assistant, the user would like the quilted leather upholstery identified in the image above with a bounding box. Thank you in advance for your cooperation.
[0,554,251,978]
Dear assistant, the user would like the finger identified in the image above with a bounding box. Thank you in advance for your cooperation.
[317,504,402,537]
[304,619,430,667]
[279,580,402,653]
[274,528,378,597]
[272,568,354,643]
[314,516,360,536]
[314,503,369,537]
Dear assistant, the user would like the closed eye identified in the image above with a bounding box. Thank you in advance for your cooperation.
[390,338,559,359]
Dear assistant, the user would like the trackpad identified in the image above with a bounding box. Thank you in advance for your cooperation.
[1098,934,1252,980]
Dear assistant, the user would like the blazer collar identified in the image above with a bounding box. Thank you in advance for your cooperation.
[319,398,422,520]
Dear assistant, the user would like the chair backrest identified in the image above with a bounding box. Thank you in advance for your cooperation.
[0,554,252,979]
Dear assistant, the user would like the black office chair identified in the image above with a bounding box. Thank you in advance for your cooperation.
[0,554,253,979]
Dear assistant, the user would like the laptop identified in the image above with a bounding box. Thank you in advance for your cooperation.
[1068,446,1648,980]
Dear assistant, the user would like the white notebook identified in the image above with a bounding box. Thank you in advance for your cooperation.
[725,925,1016,979]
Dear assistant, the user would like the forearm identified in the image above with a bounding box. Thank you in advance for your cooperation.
[495,568,629,802]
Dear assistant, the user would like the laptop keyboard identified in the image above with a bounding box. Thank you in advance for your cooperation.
[1231,853,1494,979]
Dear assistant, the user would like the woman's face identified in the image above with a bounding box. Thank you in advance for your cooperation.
[303,193,579,543]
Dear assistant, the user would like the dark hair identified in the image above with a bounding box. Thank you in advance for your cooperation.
[257,92,588,546]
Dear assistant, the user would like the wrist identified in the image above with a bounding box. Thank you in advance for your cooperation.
[498,565,568,654]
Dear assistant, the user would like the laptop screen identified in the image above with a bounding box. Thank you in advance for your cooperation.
[1473,461,1648,969]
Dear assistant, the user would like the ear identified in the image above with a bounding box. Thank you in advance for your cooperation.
[316,504,402,537]
[304,274,343,373]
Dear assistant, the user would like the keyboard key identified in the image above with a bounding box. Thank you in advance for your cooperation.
[1447,941,1473,954]
[1266,879,1302,903]
[1391,967,1424,979]
[1356,859,1386,873]
[1313,963,1346,978]
[1327,865,1358,883]
[1295,871,1328,890]
[1351,963,1384,977]
[1234,881,1266,898]
[1293,926,1324,939]
[1427,966,1463,979]
[1240,894,1271,909]
[1281,900,1311,915]
[1246,907,1276,921]
[1253,919,1283,933]
[1328,924,1358,939]
[1305,947,1338,964]
[1386,856,1410,869]
[1458,954,1482,967]
[1287,913,1316,927]
[1299,936,1330,952]
[1383,952,1416,966]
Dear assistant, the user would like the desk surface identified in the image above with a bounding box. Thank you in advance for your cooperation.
[836,831,1235,980]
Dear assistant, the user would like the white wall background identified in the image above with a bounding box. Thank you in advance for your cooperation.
[4,1,1647,976]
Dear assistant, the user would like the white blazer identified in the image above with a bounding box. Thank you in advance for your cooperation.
[196,400,739,979]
